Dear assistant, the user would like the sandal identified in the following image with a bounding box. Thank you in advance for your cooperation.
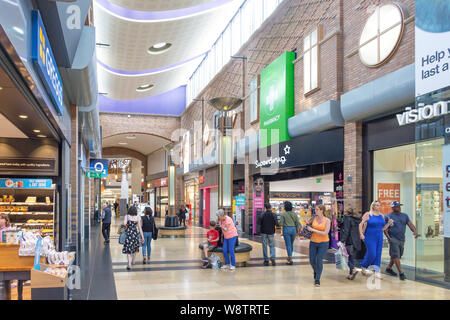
[349,270,358,280]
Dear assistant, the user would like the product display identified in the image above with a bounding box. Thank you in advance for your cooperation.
[44,267,68,278]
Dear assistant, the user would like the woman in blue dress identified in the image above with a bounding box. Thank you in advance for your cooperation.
[358,200,393,279]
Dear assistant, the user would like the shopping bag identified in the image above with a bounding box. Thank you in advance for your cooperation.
[335,247,348,270]
[210,254,221,269]
[119,231,126,245]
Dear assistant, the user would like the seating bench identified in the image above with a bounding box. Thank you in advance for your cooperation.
[159,226,186,237]
[199,242,252,267]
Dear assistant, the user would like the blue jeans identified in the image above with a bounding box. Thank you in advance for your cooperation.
[309,241,328,280]
[223,236,237,266]
[261,233,275,261]
[283,226,297,258]
[142,232,152,258]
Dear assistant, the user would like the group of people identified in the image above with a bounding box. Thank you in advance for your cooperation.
[256,200,417,287]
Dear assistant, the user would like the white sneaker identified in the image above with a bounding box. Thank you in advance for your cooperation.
[221,264,230,270]
[229,266,236,270]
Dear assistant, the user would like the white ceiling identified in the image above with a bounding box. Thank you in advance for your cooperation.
[269,174,334,193]
[103,133,169,155]
[109,0,215,13]
[0,113,28,138]
[94,0,244,101]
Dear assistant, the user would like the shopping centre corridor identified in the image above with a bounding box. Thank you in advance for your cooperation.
[103,217,449,300]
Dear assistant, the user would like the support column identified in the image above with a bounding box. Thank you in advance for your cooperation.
[244,154,253,235]
[120,168,129,216]
[131,159,142,203]
[69,105,78,251]
[343,122,363,214]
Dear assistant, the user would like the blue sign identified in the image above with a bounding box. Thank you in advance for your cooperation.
[89,159,109,178]
[0,178,52,189]
[31,10,64,116]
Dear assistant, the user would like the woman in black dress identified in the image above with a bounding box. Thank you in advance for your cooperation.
[122,206,144,270]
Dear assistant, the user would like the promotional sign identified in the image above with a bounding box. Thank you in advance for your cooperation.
[443,144,450,237]
[234,195,245,233]
[31,10,64,115]
[0,178,52,189]
[0,158,56,172]
[259,52,295,149]
[88,159,109,179]
[253,178,265,235]
[377,183,401,214]
[415,0,450,98]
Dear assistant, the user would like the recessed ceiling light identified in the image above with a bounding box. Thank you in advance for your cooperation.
[118,142,127,145]
[126,135,136,139]
[33,129,41,133]
[13,26,24,35]
[0,87,3,90]
[136,84,154,92]
[19,115,28,119]
[148,42,172,54]
[37,134,47,138]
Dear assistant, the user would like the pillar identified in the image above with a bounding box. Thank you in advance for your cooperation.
[244,154,254,235]
[69,105,78,251]
[120,168,129,216]
[131,159,142,203]
[343,122,363,214]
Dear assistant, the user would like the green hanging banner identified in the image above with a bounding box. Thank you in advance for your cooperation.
[259,51,295,149]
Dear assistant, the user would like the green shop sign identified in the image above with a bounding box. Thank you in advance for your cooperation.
[259,51,295,149]
[86,171,102,178]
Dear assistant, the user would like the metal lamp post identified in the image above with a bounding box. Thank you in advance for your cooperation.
[208,97,243,216]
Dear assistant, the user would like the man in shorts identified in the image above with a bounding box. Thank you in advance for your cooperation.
[384,201,418,280]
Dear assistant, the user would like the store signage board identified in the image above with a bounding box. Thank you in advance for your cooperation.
[253,178,264,235]
[86,172,102,178]
[88,159,109,178]
[0,158,55,171]
[0,178,52,189]
[377,183,400,214]
[259,52,295,149]
[396,101,449,126]
[31,10,64,116]
[415,0,450,97]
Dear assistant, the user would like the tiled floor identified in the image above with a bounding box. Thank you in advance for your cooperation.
[109,217,450,300]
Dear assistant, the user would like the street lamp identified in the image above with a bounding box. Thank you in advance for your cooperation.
[208,97,243,214]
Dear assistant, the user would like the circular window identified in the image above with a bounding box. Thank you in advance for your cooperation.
[148,42,172,55]
[359,3,406,67]
[136,84,154,92]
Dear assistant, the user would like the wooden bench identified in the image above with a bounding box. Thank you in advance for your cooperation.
[199,242,252,267]
[158,226,186,237]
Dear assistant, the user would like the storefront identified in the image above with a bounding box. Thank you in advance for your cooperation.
[199,167,219,228]
[154,177,168,218]
[184,174,199,222]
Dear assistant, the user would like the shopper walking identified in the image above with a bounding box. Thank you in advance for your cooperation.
[141,207,157,264]
[359,200,393,279]
[114,201,119,218]
[101,203,112,244]
[259,202,278,266]
[307,204,331,286]
[122,206,145,270]
[178,205,187,226]
[339,208,363,280]
[279,201,301,265]
[218,209,239,270]
[384,201,418,280]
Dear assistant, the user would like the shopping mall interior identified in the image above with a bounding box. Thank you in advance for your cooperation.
[0,0,449,303]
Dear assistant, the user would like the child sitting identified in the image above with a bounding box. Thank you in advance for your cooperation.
[202,221,220,268]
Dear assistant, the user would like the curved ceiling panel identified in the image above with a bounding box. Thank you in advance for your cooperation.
[109,0,214,12]
[103,133,169,155]
[97,55,204,100]
[94,0,242,71]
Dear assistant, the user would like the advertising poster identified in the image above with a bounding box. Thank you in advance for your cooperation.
[234,196,245,232]
[253,178,265,235]
[377,183,400,214]
[443,144,450,237]
[415,0,450,97]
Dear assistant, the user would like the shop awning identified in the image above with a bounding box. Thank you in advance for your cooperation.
[340,64,414,122]
[287,100,344,137]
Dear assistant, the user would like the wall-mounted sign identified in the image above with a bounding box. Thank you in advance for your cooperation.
[415,0,450,97]
[88,159,109,179]
[31,10,64,115]
[0,158,55,172]
[396,100,449,126]
[377,183,400,214]
[259,52,295,149]
[199,176,205,184]
[0,178,52,189]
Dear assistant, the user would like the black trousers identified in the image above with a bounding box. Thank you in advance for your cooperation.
[179,216,186,226]
[102,222,111,241]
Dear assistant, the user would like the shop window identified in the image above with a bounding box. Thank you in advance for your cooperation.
[249,75,260,124]
[303,26,322,94]
[359,3,406,67]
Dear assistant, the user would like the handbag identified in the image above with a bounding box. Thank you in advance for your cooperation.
[298,224,313,239]
[119,230,126,244]
[152,218,158,240]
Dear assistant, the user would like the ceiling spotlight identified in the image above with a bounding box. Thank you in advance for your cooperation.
[118,142,127,145]
[0,87,3,90]
[126,135,137,139]
[19,115,28,119]
[148,42,172,54]
[33,129,41,133]
[127,115,131,118]
[136,84,154,92]
[37,134,47,138]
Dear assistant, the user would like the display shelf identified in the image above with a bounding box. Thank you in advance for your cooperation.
[0,202,53,206]
[2,212,53,215]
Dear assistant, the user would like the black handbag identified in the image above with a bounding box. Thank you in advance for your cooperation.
[152,218,158,240]
[298,215,316,239]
